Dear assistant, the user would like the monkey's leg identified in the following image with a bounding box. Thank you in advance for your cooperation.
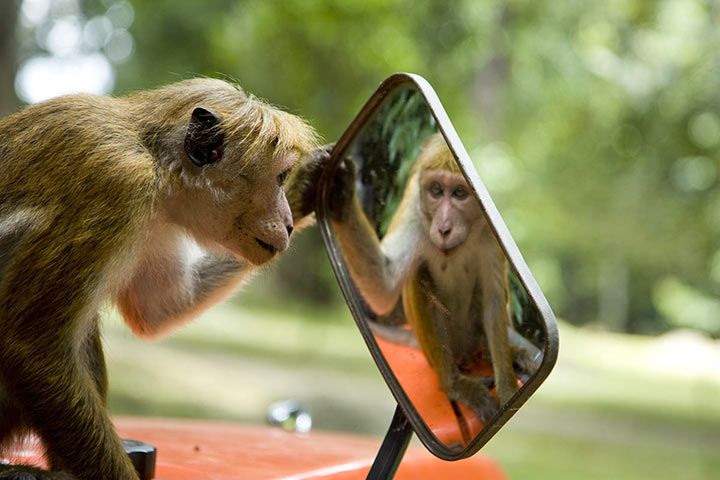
[81,319,108,404]
[0,347,138,480]
[411,275,500,425]
[422,319,499,423]
[0,391,43,480]
[481,309,517,404]
[0,390,74,480]
[1,388,73,480]
[478,257,519,405]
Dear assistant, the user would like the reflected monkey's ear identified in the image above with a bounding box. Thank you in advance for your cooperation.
[184,107,225,167]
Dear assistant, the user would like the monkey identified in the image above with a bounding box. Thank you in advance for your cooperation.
[329,133,539,423]
[0,78,325,480]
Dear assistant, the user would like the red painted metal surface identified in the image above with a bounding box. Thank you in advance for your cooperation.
[2,417,506,479]
[115,418,507,480]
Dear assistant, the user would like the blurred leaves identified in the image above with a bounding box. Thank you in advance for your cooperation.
[12,0,720,334]
[119,0,720,335]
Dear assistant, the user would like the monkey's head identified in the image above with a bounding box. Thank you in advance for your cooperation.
[155,79,318,265]
[415,134,482,254]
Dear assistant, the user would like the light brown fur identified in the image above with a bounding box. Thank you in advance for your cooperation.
[0,78,321,479]
[330,133,519,424]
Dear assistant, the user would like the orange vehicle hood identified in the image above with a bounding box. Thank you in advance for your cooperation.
[4,417,506,479]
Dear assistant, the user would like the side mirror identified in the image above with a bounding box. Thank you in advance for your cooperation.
[317,73,558,461]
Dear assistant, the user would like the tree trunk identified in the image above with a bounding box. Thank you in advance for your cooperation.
[472,5,512,141]
[0,0,19,117]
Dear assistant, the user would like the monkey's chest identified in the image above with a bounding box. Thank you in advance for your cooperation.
[426,259,487,362]
[428,260,477,319]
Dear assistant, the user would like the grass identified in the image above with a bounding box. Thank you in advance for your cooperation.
[103,299,720,479]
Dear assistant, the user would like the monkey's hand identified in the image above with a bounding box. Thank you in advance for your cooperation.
[511,345,542,384]
[328,155,357,222]
[444,373,500,425]
[0,464,75,480]
[286,143,334,226]
[508,328,543,383]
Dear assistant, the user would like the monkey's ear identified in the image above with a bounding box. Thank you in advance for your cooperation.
[184,107,225,167]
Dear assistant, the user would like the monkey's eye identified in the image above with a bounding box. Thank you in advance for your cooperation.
[452,186,469,199]
[428,181,443,198]
[277,169,291,186]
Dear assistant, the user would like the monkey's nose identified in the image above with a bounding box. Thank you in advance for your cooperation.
[439,226,452,238]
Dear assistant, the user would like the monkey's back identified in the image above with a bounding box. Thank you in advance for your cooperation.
[0,95,154,206]
[0,95,158,330]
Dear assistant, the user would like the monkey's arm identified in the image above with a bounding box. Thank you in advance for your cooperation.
[330,159,424,316]
[332,196,423,315]
[478,237,518,404]
[117,143,334,339]
[408,267,500,424]
[0,223,142,479]
[117,231,255,340]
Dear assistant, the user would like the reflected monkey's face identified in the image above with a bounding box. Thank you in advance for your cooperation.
[419,169,482,254]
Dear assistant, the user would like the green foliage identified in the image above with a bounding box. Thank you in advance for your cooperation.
[107,0,720,333]
[352,88,436,234]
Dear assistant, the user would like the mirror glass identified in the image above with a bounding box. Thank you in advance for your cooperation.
[322,81,549,456]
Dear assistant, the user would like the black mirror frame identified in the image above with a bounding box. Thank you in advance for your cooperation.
[316,73,559,461]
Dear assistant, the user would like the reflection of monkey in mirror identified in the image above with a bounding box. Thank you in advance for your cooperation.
[331,133,535,422]
[0,78,321,480]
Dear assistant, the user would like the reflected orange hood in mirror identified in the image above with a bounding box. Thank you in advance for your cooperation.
[376,335,493,447]
[2,417,505,479]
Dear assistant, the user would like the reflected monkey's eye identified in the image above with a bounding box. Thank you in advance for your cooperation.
[428,181,443,198]
[452,186,468,199]
[277,169,290,186]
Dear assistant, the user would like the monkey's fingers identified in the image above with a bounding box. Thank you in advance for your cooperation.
[287,143,334,222]
[328,156,357,221]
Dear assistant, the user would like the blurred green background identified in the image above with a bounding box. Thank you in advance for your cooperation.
[2,0,720,478]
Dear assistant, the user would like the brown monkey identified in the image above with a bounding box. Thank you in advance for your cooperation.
[0,78,322,479]
[330,133,531,423]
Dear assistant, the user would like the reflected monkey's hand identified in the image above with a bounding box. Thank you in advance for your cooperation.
[328,155,357,222]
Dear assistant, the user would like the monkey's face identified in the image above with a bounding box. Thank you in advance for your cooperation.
[174,107,296,266]
[220,149,296,266]
[420,169,481,254]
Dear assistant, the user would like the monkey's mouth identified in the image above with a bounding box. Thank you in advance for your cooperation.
[255,238,278,255]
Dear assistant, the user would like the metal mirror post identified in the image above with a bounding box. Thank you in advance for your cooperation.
[318,74,558,464]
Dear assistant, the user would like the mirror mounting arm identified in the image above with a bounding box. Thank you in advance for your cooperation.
[366,404,413,480]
